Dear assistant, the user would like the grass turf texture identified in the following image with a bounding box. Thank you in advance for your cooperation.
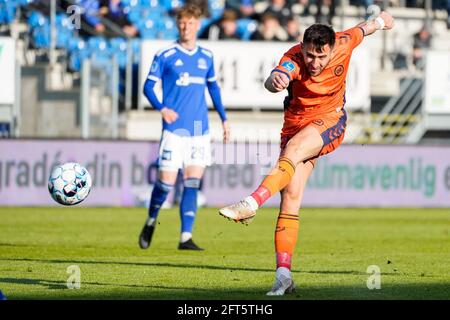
[0,207,449,300]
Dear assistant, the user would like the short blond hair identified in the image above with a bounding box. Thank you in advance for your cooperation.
[176,4,203,21]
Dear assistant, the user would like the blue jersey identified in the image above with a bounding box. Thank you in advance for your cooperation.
[147,43,217,136]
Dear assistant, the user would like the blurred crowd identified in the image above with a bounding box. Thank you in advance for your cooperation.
[2,0,447,74]
[61,0,450,41]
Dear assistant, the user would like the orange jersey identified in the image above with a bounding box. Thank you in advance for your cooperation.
[273,27,364,136]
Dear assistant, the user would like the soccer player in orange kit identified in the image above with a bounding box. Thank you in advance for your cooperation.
[220,11,394,295]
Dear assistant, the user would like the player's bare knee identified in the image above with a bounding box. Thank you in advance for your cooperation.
[283,142,309,164]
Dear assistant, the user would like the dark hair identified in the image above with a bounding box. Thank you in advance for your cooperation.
[303,24,335,52]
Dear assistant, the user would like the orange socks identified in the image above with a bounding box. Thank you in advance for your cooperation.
[251,157,296,207]
[275,213,299,270]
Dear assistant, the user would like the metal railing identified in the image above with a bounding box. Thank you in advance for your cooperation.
[80,56,120,139]
[357,74,424,144]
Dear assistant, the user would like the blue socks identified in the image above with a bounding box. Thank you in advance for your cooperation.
[147,179,173,225]
[180,178,200,238]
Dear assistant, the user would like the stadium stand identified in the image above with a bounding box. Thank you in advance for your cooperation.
[1,0,449,143]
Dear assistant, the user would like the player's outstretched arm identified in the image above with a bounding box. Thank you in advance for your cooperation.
[264,72,290,93]
[357,11,394,37]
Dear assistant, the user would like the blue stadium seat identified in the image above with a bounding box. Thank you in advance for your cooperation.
[138,20,158,39]
[28,11,46,29]
[17,0,34,5]
[131,38,141,65]
[160,0,184,12]
[56,14,73,48]
[68,38,89,72]
[68,37,86,53]
[198,17,212,36]
[87,37,111,71]
[88,37,108,52]
[158,16,178,40]
[28,11,50,48]
[209,0,224,20]
[0,1,16,24]
[140,7,163,21]
[109,37,128,68]
[237,18,257,41]
[126,9,140,24]
[31,23,50,48]
[139,0,154,6]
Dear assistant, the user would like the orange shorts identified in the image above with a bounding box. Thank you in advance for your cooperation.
[280,108,347,161]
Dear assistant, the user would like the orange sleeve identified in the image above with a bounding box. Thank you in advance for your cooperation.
[337,27,364,50]
[272,45,301,81]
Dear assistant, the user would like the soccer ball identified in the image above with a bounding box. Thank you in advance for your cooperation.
[48,162,92,205]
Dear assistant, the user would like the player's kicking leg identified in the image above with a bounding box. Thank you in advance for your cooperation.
[266,160,315,296]
[219,126,323,224]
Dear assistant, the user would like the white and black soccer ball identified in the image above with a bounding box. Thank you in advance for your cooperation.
[48,162,92,205]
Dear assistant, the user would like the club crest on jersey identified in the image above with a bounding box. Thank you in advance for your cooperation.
[281,61,295,72]
[312,119,324,126]
[334,65,344,76]
[197,58,207,69]
[176,72,190,86]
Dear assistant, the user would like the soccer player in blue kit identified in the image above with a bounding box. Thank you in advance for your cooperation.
[139,5,230,250]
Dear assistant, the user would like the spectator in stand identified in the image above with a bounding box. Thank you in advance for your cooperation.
[311,0,336,25]
[287,0,310,17]
[448,0,450,29]
[100,0,139,37]
[225,0,256,18]
[285,15,302,42]
[412,24,432,69]
[428,0,450,28]
[261,0,293,27]
[78,0,106,34]
[200,9,241,40]
[251,11,288,41]
[349,0,372,19]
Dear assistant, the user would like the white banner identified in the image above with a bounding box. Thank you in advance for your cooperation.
[424,51,450,114]
[0,37,16,105]
[140,40,370,111]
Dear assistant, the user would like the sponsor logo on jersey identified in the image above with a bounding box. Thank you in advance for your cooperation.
[197,58,207,69]
[176,72,190,86]
[175,59,183,66]
[175,72,206,86]
[281,61,295,72]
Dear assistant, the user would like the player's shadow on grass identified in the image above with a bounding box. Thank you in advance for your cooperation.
[0,277,212,292]
[0,242,36,247]
[2,276,450,299]
[0,257,382,276]
[0,278,66,290]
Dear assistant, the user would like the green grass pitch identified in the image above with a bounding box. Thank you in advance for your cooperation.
[0,207,449,300]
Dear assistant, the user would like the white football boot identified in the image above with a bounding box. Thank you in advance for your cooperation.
[266,267,296,296]
[218,196,257,225]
